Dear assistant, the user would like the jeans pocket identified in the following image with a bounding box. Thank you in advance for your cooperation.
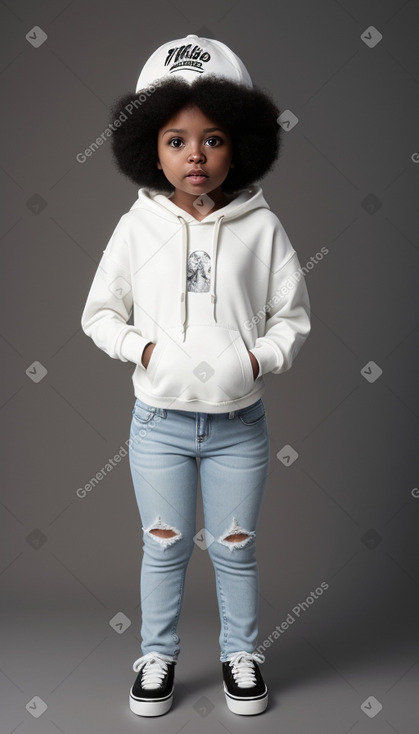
[237,399,266,426]
[132,398,156,424]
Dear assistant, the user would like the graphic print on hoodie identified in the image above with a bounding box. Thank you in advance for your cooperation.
[187,250,211,293]
[81,185,311,413]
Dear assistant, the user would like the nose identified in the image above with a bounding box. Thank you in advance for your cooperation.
[188,143,206,163]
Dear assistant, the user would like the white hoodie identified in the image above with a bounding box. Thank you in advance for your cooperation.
[81,185,311,413]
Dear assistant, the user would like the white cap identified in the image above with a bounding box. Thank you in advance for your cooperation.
[135,34,253,92]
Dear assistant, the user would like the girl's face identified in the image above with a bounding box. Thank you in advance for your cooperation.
[157,105,233,214]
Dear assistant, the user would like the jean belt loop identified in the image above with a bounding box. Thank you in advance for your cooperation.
[228,411,235,419]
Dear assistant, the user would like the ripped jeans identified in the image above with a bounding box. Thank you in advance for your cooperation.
[128,397,270,663]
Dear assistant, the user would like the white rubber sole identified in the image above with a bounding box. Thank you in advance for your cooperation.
[129,689,174,717]
[224,684,268,715]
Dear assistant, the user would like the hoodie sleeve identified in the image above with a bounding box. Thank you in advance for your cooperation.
[81,217,150,369]
[248,221,311,377]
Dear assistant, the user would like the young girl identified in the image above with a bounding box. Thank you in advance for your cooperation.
[81,34,311,718]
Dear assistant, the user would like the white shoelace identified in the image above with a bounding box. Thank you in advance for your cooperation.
[227,651,265,688]
[132,652,175,690]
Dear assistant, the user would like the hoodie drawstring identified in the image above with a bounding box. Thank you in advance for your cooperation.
[178,216,188,342]
[210,215,224,325]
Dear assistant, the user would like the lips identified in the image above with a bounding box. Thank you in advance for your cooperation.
[186,171,209,185]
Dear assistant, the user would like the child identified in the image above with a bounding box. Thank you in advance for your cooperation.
[81,34,311,717]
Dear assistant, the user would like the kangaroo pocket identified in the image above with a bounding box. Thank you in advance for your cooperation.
[144,324,255,403]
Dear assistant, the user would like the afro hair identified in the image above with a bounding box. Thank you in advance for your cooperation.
[109,75,282,194]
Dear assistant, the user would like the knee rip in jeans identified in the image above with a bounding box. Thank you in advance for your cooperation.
[143,516,182,550]
[218,517,255,552]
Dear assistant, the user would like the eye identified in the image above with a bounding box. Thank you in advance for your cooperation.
[205,136,223,147]
[168,137,184,148]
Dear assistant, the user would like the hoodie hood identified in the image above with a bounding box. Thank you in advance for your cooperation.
[129,186,270,341]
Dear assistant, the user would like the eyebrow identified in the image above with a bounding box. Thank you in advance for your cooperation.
[162,127,227,136]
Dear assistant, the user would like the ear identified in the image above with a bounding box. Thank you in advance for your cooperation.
[157,160,162,170]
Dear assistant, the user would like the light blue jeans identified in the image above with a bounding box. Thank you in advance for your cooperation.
[128,397,270,663]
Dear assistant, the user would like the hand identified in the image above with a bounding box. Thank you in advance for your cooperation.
[141,342,156,369]
[248,350,259,380]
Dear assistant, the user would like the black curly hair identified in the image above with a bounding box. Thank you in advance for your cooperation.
[109,75,281,194]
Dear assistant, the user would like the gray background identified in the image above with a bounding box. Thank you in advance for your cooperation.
[1,0,419,732]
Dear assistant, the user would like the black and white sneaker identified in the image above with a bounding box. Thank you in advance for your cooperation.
[129,652,176,717]
[222,651,268,715]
